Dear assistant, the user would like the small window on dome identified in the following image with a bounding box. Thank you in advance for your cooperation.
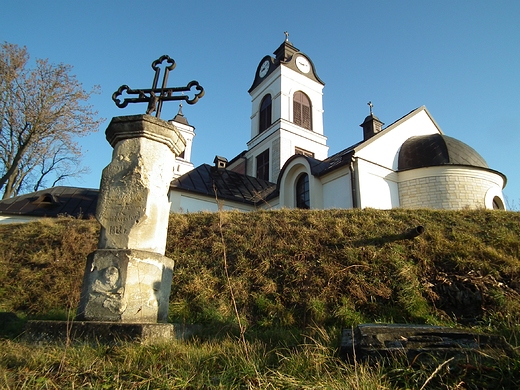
[492,196,505,210]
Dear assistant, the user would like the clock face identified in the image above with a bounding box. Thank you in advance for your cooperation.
[295,56,311,74]
[259,60,270,78]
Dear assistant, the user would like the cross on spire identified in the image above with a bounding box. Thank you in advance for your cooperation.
[368,101,373,115]
[112,55,204,119]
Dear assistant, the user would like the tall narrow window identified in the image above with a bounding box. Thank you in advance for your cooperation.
[256,149,270,181]
[259,94,272,133]
[293,91,312,130]
[296,173,310,209]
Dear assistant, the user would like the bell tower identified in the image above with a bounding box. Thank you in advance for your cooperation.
[231,34,328,182]
[169,104,195,179]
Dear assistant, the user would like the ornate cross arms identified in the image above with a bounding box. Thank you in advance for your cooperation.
[112,55,205,119]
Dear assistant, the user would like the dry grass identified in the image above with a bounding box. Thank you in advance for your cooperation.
[1,209,520,388]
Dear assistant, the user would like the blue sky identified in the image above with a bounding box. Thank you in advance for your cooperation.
[1,1,519,207]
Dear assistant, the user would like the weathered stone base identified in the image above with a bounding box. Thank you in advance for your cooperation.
[340,324,514,364]
[76,249,174,323]
[23,320,175,345]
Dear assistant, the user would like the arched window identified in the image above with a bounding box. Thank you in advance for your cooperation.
[492,196,505,210]
[296,173,310,209]
[259,94,272,133]
[293,91,312,130]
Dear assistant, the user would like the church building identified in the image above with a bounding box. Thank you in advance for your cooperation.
[0,36,507,224]
[167,36,507,212]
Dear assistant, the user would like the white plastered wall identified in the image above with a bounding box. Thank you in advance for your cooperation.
[353,107,442,209]
[321,168,353,209]
[355,107,441,170]
[356,158,399,209]
[0,215,43,224]
[169,191,255,213]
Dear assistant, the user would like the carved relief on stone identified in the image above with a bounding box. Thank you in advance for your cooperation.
[90,265,127,315]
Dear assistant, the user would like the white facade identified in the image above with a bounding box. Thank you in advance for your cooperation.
[239,42,328,183]
[0,39,506,223]
[167,39,507,213]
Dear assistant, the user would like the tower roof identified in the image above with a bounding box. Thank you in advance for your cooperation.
[170,104,189,125]
[248,35,324,93]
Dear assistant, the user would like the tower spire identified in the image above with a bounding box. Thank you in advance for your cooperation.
[360,102,384,140]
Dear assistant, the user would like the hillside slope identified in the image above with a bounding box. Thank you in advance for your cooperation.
[1,209,520,338]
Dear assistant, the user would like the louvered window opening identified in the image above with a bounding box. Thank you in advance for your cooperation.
[293,91,312,130]
[259,94,272,134]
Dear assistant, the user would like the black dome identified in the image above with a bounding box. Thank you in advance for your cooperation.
[398,134,488,171]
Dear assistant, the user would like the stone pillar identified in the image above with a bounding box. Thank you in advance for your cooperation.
[77,115,185,324]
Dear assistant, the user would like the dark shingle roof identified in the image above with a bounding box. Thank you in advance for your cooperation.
[171,164,277,205]
[0,186,98,219]
[398,134,488,171]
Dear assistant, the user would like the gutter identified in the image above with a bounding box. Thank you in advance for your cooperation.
[349,156,359,209]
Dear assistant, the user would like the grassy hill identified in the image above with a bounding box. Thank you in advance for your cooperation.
[1,209,520,388]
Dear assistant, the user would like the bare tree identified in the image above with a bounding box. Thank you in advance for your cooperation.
[0,42,102,199]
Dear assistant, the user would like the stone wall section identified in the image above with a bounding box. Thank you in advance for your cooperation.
[398,168,503,210]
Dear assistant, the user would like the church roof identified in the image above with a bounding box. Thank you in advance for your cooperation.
[170,104,190,125]
[171,164,277,205]
[0,186,98,219]
[398,134,489,170]
[249,38,324,93]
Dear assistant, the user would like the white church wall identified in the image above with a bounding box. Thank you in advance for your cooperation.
[321,170,353,209]
[245,135,276,180]
[356,108,441,170]
[173,159,195,180]
[259,197,280,210]
[280,67,325,135]
[398,166,506,210]
[279,125,328,160]
[485,186,506,210]
[0,215,42,224]
[244,124,328,183]
[249,80,280,141]
[169,192,255,213]
[356,158,399,209]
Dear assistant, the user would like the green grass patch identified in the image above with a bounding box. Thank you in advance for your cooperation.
[1,209,520,387]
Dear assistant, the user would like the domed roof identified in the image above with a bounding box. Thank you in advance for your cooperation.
[398,134,488,171]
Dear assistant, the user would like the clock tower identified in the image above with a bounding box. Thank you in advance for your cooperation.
[229,35,328,183]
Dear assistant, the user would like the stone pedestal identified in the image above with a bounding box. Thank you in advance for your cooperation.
[76,249,174,323]
[24,321,175,345]
[73,115,185,337]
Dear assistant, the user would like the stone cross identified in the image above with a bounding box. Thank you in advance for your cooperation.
[77,56,204,326]
[112,55,205,119]
[77,114,186,324]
